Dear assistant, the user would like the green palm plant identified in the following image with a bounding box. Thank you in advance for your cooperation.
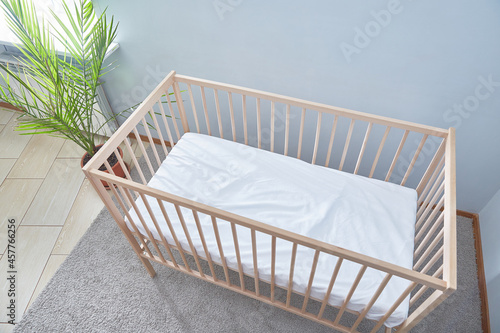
[0,0,119,159]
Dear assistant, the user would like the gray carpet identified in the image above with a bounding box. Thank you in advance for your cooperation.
[13,145,483,332]
[13,212,483,333]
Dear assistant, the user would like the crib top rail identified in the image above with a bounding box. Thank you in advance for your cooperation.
[90,168,448,292]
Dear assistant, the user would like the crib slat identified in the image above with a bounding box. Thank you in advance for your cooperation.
[148,109,168,156]
[137,196,177,267]
[165,91,181,140]
[297,108,306,159]
[242,95,248,145]
[114,147,133,183]
[138,193,169,263]
[271,101,275,152]
[414,229,444,271]
[339,119,355,171]
[312,113,322,165]
[122,193,167,264]
[369,126,391,178]
[420,246,444,275]
[414,213,445,258]
[187,84,201,133]
[284,105,291,156]
[417,170,445,220]
[271,236,276,301]
[211,216,231,285]
[351,273,392,331]
[318,258,344,319]
[286,243,298,307]
[251,229,260,296]
[415,196,445,242]
[401,134,428,186]
[157,99,175,145]
[173,82,190,133]
[334,265,367,324]
[110,156,138,203]
[231,222,246,290]
[416,140,446,196]
[257,98,262,149]
[109,167,134,210]
[192,210,217,279]
[175,204,205,276]
[418,157,445,206]
[124,138,147,184]
[417,196,445,239]
[141,117,161,167]
[301,250,321,312]
[417,181,445,225]
[200,86,212,136]
[418,170,445,216]
[325,115,338,168]
[385,129,409,181]
[123,188,162,260]
[110,184,154,258]
[156,199,191,270]
[132,128,155,175]
[416,182,445,229]
[354,123,373,175]
[214,89,224,139]
[228,92,236,141]
[371,282,418,333]
[410,267,443,307]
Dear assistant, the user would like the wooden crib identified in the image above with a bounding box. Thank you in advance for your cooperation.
[82,71,456,332]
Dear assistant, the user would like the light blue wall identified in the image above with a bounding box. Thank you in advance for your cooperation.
[479,188,500,333]
[93,0,500,212]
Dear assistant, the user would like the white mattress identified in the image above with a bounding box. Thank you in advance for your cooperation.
[126,133,417,327]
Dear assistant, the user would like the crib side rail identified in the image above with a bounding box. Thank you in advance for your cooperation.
[174,75,448,138]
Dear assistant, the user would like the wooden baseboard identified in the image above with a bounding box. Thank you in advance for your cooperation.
[127,133,173,147]
[457,210,490,333]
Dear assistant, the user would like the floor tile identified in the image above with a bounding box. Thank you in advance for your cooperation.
[0,159,16,184]
[52,179,104,254]
[22,159,85,226]
[57,140,85,158]
[26,254,67,311]
[0,108,15,125]
[0,226,61,323]
[0,116,33,158]
[0,179,43,254]
[8,135,65,178]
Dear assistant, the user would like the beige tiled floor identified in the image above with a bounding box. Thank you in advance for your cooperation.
[0,107,127,326]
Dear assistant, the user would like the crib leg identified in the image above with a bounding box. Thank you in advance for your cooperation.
[139,257,156,277]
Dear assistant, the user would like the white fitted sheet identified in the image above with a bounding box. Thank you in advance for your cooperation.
[127,133,417,327]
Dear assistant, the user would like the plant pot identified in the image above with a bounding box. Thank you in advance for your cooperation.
[80,144,128,189]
